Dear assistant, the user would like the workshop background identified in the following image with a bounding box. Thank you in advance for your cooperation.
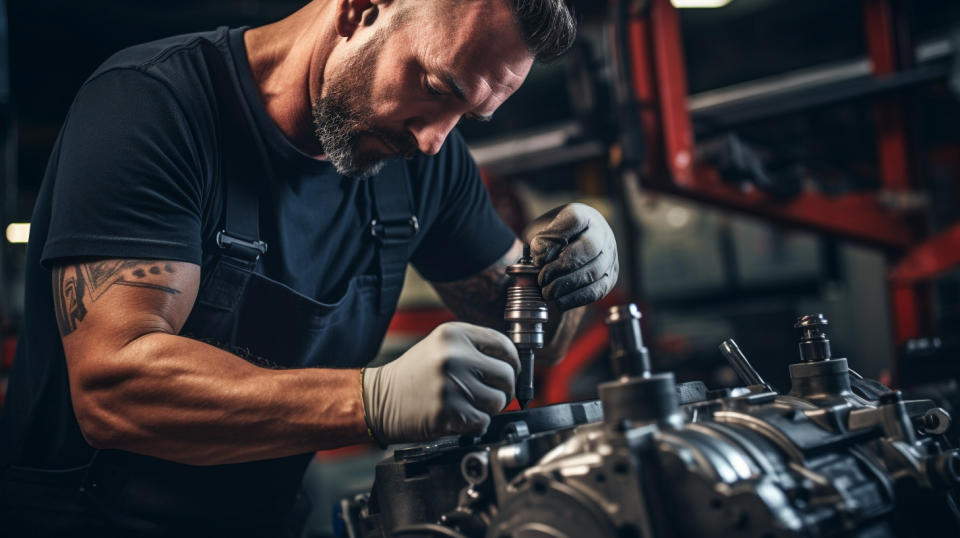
[1,0,959,536]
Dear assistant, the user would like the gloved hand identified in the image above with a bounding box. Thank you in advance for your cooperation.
[362,322,520,444]
[523,203,619,310]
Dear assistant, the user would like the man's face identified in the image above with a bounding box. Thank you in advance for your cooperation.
[314,0,535,178]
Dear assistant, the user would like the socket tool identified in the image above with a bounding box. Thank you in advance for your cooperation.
[504,245,548,409]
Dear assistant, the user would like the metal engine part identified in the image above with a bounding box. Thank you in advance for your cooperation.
[340,307,960,538]
[504,246,548,410]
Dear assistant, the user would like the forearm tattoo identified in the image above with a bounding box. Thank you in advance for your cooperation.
[433,242,585,361]
[52,260,181,336]
[433,243,523,330]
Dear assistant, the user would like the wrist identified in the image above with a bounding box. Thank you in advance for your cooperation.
[359,367,386,447]
[332,368,372,446]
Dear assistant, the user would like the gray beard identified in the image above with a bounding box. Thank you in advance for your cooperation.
[311,96,386,180]
[310,27,419,179]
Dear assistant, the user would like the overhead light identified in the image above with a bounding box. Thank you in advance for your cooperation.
[671,0,734,8]
[5,222,30,244]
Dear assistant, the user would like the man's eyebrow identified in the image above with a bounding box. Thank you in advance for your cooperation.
[439,71,493,122]
[439,71,468,103]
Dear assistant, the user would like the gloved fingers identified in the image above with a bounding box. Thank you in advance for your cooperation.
[536,237,603,289]
[526,208,591,267]
[473,382,509,414]
[437,404,490,436]
[553,273,614,310]
[460,354,516,403]
[450,323,521,374]
[538,225,615,285]
[454,371,510,414]
[610,247,620,285]
[540,247,615,302]
[521,205,564,246]
[529,232,573,267]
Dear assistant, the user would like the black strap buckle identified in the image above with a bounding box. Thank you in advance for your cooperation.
[216,230,268,261]
[370,216,419,242]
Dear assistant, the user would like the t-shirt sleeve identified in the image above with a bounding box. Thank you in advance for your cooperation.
[410,130,516,282]
[41,68,205,268]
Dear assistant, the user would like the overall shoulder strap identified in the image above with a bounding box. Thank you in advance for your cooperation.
[369,163,419,314]
[204,41,268,266]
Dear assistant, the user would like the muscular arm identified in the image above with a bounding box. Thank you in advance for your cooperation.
[431,239,586,364]
[54,259,369,466]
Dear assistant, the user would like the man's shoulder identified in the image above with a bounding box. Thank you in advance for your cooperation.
[93,27,232,79]
[87,27,236,106]
[73,27,240,150]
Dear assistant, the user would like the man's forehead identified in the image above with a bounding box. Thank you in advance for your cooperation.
[426,54,529,97]
[414,4,533,110]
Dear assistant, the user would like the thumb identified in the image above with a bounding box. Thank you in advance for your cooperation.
[523,205,589,266]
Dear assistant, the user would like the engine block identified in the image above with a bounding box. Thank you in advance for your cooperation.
[340,307,960,538]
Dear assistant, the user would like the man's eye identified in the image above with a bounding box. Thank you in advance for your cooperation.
[424,80,444,97]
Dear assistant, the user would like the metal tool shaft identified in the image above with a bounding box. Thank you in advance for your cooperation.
[606,303,650,378]
[719,339,769,389]
[516,349,535,409]
[504,246,548,409]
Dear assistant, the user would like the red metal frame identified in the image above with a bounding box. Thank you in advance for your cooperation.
[863,0,902,75]
[863,0,913,193]
[1,334,14,370]
[661,168,914,249]
[609,0,954,390]
[890,224,960,283]
[542,321,610,404]
[622,0,917,251]
[635,0,695,187]
[860,0,938,352]
[626,15,662,179]
[384,0,957,403]
[386,306,455,335]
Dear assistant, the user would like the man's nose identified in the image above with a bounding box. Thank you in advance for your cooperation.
[407,115,460,156]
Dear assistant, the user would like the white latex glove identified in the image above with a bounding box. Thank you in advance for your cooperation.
[523,203,619,310]
[362,322,520,444]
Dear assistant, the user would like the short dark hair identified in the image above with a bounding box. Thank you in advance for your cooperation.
[507,0,577,62]
[422,0,576,62]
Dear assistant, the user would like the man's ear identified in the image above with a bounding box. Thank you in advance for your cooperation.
[336,0,390,38]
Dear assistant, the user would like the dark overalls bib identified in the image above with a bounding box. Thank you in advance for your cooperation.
[0,43,417,537]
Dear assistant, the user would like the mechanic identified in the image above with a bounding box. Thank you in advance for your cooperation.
[0,0,619,535]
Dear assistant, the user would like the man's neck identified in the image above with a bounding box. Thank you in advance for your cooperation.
[243,1,336,157]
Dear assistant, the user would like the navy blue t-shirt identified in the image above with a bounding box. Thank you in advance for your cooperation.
[0,27,515,467]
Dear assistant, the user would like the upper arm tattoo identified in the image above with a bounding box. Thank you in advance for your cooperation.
[432,241,523,329]
[52,260,181,337]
